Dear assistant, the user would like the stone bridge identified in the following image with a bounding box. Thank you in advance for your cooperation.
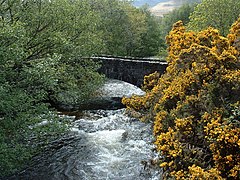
[91,56,168,87]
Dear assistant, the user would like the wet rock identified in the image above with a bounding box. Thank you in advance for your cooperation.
[121,131,128,141]
[77,97,125,110]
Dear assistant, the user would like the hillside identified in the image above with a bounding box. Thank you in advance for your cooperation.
[133,0,167,7]
[133,0,201,16]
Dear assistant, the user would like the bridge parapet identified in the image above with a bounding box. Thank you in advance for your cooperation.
[91,55,167,62]
[91,56,168,87]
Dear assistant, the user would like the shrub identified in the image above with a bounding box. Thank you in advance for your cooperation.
[122,19,240,179]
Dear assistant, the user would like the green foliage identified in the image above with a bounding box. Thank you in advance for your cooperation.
[159,3,197,40]
[0,0,105,104]
[0,0,105,176]
[93,0,162,57]
[158,3,198,58]
[0,20,59,177]
[137,6,162,57]
[123,4,163,57]
[123,19,240,179]
[188,0,240,36]
[92,0,129,55]
[0,0,162,176]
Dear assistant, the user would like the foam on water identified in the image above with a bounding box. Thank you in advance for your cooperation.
[98,79,145,98]
[7,80,162,180]
[66,109,161,180]
[10,109,161,180]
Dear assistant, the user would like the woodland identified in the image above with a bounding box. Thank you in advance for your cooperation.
[0,0,239,178]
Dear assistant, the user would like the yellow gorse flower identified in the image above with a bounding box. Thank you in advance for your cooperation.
[122,18,240,179]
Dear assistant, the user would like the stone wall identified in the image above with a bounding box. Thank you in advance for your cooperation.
[92,57,168,87]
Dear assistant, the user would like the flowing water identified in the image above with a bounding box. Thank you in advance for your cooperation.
[6,80,162,180]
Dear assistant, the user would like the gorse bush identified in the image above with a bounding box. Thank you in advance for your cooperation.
[123,19,240,179]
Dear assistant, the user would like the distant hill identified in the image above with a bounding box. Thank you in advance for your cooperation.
[133,0,201,16]
[133,0,167,7]
[150,0,201,16]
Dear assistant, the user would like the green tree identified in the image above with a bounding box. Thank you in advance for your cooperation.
[91,0,130,56]
[158,3,198,57]
[0,0,105,176]
[123,2,147,56]
[93,0,161,57]
[159,3,197,40]
[135,5,162,57]
[188,0,240,36]
[0,20,66,176]
[2,0,105,104]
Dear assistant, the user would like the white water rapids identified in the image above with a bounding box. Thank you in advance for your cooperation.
[7,80,162,180]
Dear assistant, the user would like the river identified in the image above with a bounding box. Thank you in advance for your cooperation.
[6,80,162,180]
